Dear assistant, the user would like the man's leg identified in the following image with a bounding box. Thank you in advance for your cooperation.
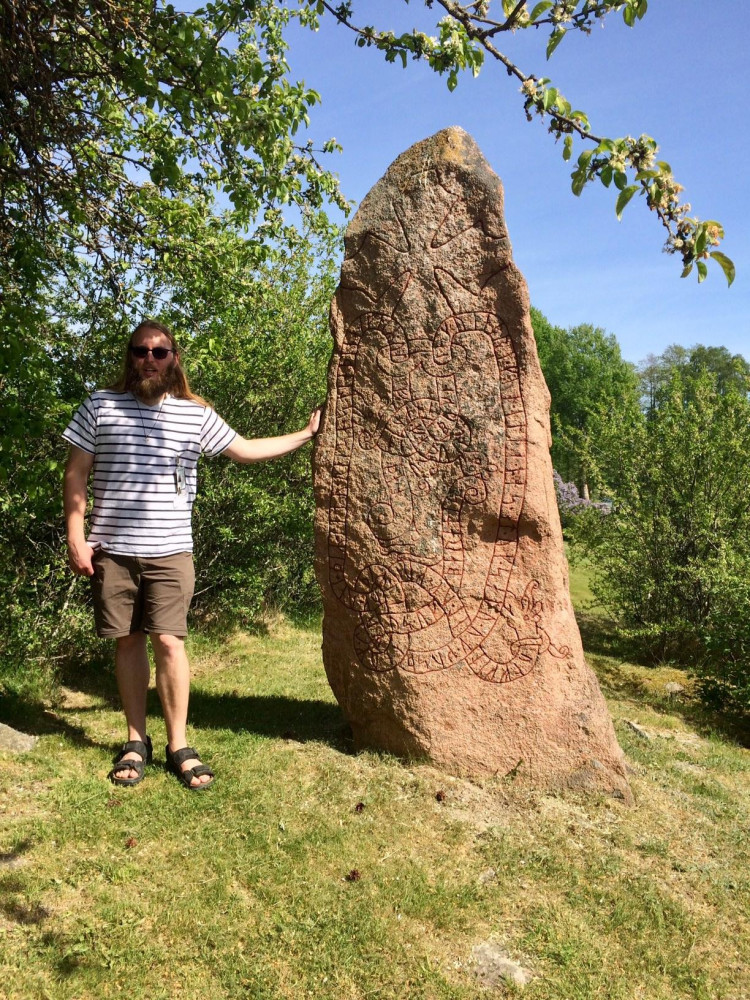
[114,631,151,780]
[151,633,211,787]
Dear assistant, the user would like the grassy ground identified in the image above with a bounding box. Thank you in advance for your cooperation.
[1,564,748,999]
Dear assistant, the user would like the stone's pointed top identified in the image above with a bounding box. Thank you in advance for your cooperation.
[348,127,507,249]
[385,126,486,172]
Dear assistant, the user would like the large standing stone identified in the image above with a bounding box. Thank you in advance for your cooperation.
[313,127,631,800]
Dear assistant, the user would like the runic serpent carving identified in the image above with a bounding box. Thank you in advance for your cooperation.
[327,184,568,682]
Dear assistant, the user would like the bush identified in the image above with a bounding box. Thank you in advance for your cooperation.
[572,370,750,703]
[693,579,750,719]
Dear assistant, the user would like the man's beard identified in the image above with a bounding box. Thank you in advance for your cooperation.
[126,363,181,404]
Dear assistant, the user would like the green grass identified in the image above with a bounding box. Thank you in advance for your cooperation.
[1,605,749,998]
[565,547,596,610]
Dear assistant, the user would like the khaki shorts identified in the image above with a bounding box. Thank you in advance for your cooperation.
[91,551,195,638]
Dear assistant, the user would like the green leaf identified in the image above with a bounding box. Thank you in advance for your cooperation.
[614,170,628,191]
[600,164,613,188]
[571,110,589,128]
[542,87,558,111]
[615,185,638,220]
[529,1,553,22]
[571,169,588,197]
[710,251,736,287]
[696,260,708,283]
[562,135,573,162]
[681,263,694,279]
[623,4,636,26]
[547,29,566,60]
[636,0,649,18]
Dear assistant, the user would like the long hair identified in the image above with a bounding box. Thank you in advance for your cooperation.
[109,320,210,406]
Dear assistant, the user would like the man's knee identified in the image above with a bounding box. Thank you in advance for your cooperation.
[151,633,185,656]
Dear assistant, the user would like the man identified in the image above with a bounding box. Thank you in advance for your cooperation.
[63,320,320,790]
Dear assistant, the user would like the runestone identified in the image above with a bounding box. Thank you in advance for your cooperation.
[313,127,631,799]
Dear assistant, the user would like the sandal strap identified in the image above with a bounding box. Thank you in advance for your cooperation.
[185,764,214,779]
[167,746,214,787]
[115,738,151,763]
[112,758,145,775]
[168,746,199,767]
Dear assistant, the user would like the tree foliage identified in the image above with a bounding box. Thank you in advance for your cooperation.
[311,0,734,284]
[1,0,345,259]
[639,343,750,414]
[185,231,337,624]
[0,0,346,484]
[0,0,348,697]
[572,366,750,715]
[531,307,640,495]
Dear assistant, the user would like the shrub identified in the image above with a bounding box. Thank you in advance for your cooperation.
[573,370,750,697]
[693,579,750,720]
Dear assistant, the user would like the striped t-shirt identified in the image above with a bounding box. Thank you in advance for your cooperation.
[63,390,237,556]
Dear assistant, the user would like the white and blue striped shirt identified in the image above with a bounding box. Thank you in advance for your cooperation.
[63,390,237,556]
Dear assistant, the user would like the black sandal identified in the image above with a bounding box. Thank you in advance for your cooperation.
[110,736,153,787]
[165,745,215,791]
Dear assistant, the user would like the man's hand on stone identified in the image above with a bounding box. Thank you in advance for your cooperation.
[308,406,322,439]
[68,541,95,576]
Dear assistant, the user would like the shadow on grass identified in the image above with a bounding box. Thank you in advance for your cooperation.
[187,689,351,752]
[0,688,100,749]
[1,648,351,754]
[0,838,34,869]
[58,654,121,705]
[573,605,750,747]
[575,609,633,660]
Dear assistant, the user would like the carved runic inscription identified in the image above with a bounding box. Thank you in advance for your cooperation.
[314,131,632,800]
[325,171,568,683]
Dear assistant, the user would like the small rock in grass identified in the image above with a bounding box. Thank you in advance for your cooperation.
[623,720,651,740]
[477,868,497,885]
[664,682,685,697]
[472,942,532,988]
[0,723,38,753]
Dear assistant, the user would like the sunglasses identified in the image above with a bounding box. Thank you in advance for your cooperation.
[129,346,175,360]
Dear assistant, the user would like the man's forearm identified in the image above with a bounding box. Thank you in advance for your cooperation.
[63,448,96,575]
[223,427,315,465]
[64,469,89,544]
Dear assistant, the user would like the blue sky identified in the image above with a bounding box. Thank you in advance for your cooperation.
[283,1,749,365]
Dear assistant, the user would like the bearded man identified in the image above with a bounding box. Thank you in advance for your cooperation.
[63,320,320,790]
